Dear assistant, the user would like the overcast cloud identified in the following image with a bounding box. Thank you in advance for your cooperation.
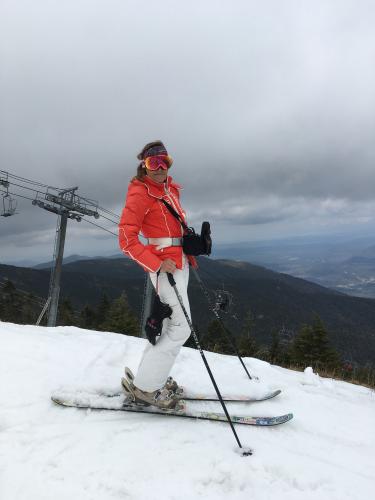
[1,0,375,263]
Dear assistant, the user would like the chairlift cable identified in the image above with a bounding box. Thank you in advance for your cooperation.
[0,189,35,202]
[81,218,118,237]
[0,170,63,190]
[96,205,121,220]
[95,212,119,225]
[4,181,46,196]
[2,170,121,221]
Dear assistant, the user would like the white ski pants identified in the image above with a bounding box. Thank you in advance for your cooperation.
[134,255,191,392]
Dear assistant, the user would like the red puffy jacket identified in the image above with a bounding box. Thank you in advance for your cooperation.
[118,175,197,272]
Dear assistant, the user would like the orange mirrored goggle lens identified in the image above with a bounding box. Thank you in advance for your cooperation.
[144,155,173,171]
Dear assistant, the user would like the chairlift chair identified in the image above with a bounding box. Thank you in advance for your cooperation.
[1,194,17,217]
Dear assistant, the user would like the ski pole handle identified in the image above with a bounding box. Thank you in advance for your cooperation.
[167,272,176,287]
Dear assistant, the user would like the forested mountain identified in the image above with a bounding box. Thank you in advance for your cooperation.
[1,256,375,364]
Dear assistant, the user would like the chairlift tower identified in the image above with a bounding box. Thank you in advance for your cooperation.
[32,186,100,327]
[48,205,69,327]
[1,170,113,327]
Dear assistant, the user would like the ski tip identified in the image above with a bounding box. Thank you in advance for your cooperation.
[51,396,65,406]
[278,412,293,424]
[252,412,293,426]
[277,412,293,424]
[261,389,282,400]
[51,395,79,408]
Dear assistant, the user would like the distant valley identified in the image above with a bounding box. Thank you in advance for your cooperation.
[213,235,375,298]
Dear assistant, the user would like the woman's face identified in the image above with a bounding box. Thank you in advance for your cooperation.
[146,167,168,183]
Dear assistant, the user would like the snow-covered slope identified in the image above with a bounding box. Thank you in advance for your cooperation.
[0,322,374,500]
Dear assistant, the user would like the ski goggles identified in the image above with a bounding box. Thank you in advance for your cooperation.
[143,155,173,171]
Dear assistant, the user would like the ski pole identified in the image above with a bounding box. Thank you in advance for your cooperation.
[167,272,252,457]
[191,267,255,381]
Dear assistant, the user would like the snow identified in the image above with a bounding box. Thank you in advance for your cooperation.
[0,322,374,500]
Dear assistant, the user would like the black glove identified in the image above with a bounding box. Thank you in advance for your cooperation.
[200,221,212,256]
[145,294,173,345]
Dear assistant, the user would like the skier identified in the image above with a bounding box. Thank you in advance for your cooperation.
[118,141,197,409]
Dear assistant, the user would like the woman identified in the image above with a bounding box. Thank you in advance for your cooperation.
[118,141,196,410]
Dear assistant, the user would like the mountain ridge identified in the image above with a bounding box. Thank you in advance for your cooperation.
[1,256,375,363]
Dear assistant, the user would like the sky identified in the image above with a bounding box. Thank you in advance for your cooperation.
[1,0,375,264]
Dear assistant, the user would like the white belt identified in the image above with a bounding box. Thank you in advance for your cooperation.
[148,237,183,250]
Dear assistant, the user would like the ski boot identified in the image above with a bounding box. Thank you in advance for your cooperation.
[123,367,184,397]
[121,375,183,411]
[164,376,184,397]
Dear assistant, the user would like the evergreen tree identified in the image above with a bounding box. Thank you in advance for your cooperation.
[238,333,258,357]
[101,292,140,336]
[202,319,233,354]
[58,298,76,326]
[289,323,312,367]
[0,280,18,322]
[277,326,294,365]
[96,293,111,328]
[79,304,97,330]
[0,281,43,324]
[268,329,281,363]
[310,316,341,368]
[3,280,16,294]
[289,315,340,369]
[238,309,258,357]
[21,293,38,324]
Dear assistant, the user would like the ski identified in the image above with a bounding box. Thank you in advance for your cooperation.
[183,388,281,403]
[51,394,293,427]
[121,368,281,403]
[102,388,281,403]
